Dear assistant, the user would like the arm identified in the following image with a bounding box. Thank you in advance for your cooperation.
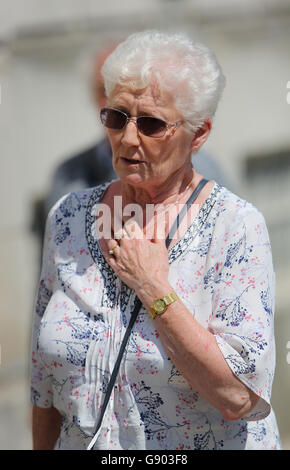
[106,240,258,421]
[137,281,259,421]
[106,212,272,421]
[30,206,63,449]
[32,405,62,450]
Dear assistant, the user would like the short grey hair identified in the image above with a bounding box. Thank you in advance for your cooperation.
[101,30,226,132]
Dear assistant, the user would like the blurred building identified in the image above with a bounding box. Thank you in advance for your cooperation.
[0,0,290,449]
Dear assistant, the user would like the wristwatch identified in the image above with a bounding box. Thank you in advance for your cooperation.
[148,292,179,320]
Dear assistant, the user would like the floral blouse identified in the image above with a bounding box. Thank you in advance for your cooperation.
[30,181,282,450]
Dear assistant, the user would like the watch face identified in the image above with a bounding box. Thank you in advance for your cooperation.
[154,299,165,313]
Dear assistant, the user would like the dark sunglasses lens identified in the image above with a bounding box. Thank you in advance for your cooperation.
[100,108,127,130]
[137,117,167,137]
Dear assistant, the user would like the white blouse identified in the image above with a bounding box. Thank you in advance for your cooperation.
[30,181,282,450]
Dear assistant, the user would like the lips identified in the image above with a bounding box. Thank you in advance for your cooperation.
[121,157,145,165]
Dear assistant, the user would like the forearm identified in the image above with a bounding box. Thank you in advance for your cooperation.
[32,405,62,450]
[138,282,259,421]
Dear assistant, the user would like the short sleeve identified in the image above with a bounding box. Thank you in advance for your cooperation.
[30,204,58,408]
[208,205,276,421]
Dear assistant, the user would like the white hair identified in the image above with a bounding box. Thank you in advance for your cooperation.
[101,30,226,132]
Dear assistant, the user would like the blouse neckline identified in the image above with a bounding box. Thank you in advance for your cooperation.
[85,180,223,311]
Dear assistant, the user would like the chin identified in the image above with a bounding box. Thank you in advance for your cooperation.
[119,173,147,187]
[116,165,146,185]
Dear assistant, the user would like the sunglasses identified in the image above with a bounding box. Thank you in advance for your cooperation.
[100,107,183,138]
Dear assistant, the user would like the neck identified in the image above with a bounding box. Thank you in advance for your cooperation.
[120,164,196,210]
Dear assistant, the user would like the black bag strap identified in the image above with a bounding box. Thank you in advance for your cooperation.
[87,178,209,450]
[166,177,209,247]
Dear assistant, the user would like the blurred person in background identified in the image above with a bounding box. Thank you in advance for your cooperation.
[44,44,118,214]
[30,30,281,450]
[30,44,118,253]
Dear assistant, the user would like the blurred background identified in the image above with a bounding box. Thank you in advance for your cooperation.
[0,0,290,450]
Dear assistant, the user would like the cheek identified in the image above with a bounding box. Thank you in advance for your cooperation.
[143,142,162,162]
[143,136,175,161]
[150,141,177,166]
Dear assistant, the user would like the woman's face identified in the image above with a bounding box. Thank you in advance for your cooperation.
[106,83,195,191]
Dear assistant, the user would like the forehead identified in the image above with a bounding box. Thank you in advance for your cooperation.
[109,82,178,115]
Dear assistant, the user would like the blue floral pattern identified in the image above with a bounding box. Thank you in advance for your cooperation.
[30,182,281,450]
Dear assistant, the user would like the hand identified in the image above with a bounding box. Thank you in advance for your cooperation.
[105,217,170,301]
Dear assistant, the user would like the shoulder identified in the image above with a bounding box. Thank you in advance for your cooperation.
[44,182,113,249]
[47,181,112,228]
[215,185,267,231]
[211,186,273,269]
[49,187,94,217]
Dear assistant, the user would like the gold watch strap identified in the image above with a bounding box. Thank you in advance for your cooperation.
[148,292,179,319]
[163,292,178,305]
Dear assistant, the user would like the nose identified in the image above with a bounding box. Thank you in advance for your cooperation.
[120,118,140,147]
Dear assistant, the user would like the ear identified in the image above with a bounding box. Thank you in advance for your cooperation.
[190,118,212,151]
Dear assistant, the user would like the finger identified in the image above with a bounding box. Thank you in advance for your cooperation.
[105,246,127,275]
[105,251,118,271]
[108,246,119,256]
[107,239,120,256]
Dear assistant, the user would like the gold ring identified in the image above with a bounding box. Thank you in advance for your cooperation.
[108,245,118,255]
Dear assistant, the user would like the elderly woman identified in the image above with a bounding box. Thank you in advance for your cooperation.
[30,30,281,450]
